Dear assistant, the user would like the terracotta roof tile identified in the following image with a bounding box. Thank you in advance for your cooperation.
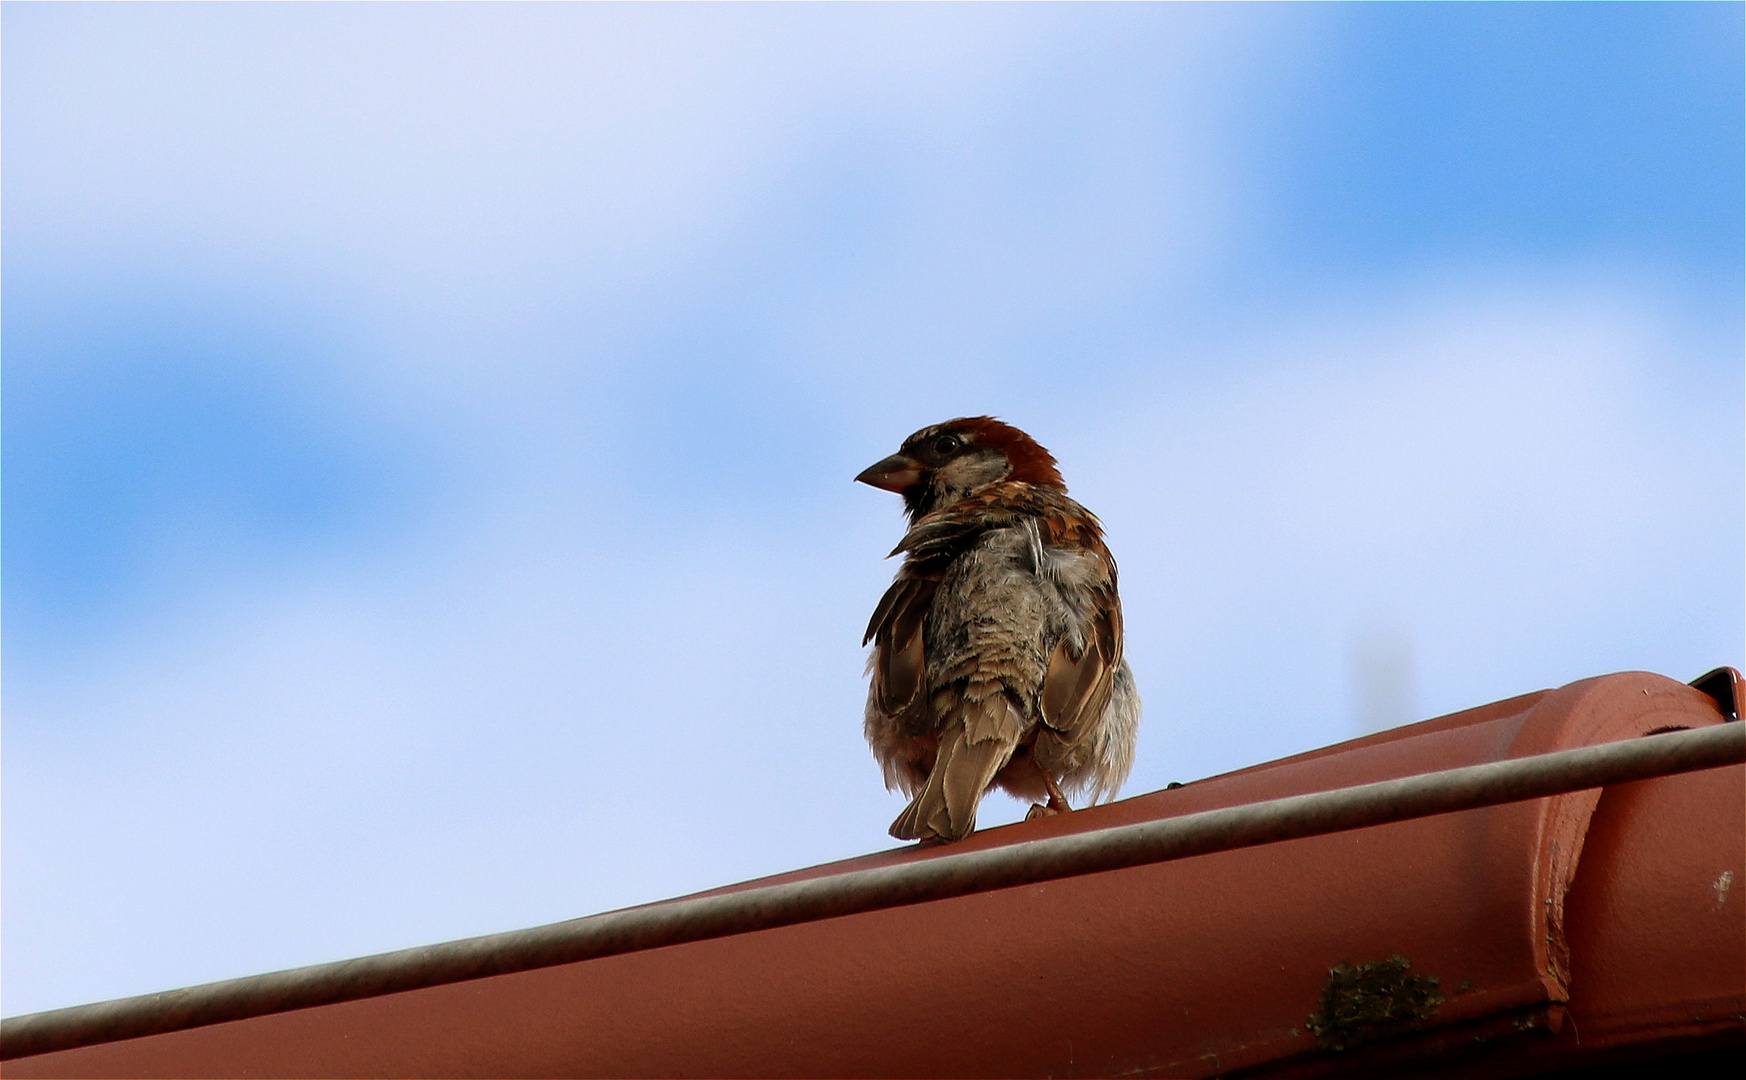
[7,671,1740,1078]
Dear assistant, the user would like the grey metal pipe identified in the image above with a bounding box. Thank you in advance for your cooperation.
[5,720,1741,1061]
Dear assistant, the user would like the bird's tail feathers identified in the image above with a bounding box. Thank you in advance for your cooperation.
[889,698,1018,842]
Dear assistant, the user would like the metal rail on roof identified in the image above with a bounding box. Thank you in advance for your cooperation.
[4,720,1742,1061]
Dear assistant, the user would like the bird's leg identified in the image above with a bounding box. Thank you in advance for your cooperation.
[1026,774,1074,820]
[1042,773,1072,815]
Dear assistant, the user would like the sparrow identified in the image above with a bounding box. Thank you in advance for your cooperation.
[856,417,1140,843]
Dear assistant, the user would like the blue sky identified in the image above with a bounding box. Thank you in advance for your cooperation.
[4,2,1741,1017]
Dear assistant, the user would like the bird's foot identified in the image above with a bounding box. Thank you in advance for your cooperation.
[1043,775,1073,815]
[1027,774,1076,821]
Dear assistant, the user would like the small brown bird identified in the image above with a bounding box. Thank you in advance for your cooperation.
[857,417,1139,842]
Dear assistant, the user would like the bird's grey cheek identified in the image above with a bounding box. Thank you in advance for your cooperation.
[936,450,1010,494]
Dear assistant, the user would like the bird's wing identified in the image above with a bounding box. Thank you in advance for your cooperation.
[869,501,1006,717]
[864,573,938,716]
[1039,581,1123,745]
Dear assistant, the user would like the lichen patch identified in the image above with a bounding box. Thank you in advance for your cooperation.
[1306,954,1445,1052]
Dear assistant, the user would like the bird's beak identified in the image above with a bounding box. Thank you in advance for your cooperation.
[855,453,923,493]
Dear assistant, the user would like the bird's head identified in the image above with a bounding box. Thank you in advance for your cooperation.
[855,416,1065,521]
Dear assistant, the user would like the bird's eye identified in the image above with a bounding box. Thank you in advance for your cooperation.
[933,435,961,456]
